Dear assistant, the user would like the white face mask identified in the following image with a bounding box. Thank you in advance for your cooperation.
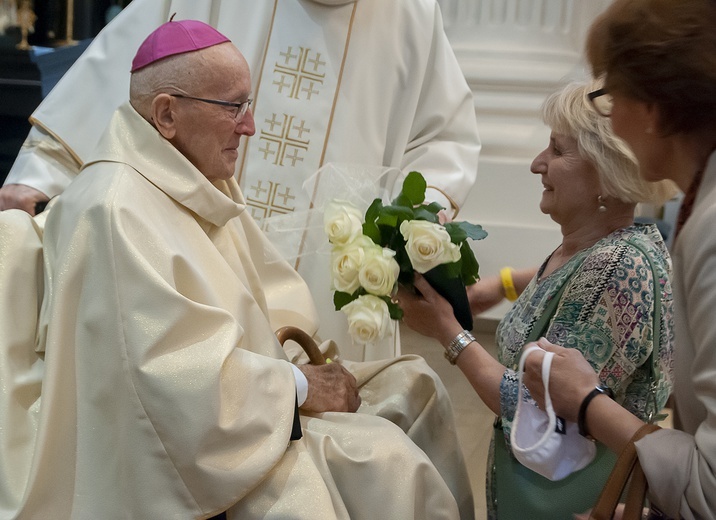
[510,345,596,481]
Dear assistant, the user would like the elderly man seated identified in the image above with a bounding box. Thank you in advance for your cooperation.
[0,19,473,519]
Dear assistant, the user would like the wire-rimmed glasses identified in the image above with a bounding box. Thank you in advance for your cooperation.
[587,88,613,117]
[172,94,253,121]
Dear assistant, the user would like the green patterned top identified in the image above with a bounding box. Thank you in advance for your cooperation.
[487,223,675,519]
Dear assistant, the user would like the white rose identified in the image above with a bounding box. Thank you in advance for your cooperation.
[324,200,364,246]
[358,246,399,296]
[341,294,392,345]
[330,235,375,294]
[399,220,461,273]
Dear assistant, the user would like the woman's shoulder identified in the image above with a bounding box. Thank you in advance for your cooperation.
[563,224,671,303]
[589,224,670,269]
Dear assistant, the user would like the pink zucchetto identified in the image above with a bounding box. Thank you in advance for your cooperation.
[131,17,231,72]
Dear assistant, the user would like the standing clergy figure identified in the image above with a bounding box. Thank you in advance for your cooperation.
[0,0,480,361]
[0,19,475,520]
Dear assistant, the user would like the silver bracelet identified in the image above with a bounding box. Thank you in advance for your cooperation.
[444,330,476,365]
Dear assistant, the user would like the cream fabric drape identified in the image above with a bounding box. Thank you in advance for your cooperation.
[0,104,472,519]
[0,209,44,516]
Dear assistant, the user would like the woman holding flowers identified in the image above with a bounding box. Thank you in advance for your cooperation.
[398,79,677,519]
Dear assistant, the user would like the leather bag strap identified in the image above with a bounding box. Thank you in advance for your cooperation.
[589,423,661,520]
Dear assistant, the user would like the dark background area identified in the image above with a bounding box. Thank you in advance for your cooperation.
[0,0,132,184]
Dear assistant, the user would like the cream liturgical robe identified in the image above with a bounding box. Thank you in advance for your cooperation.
[0,103,473,519]
[6,0,480,361]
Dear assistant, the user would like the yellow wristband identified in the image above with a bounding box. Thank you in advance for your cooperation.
[500,267,519,302]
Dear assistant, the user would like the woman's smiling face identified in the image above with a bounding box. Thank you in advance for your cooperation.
[531,132,602,226]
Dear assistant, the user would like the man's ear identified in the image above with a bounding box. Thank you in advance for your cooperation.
[151,94,177,139]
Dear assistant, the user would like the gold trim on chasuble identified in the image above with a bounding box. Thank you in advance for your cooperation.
[236,0,357,262]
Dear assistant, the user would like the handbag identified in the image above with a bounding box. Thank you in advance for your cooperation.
[589,423,661,520]
[494,427,616,520]
[494,237,664,520]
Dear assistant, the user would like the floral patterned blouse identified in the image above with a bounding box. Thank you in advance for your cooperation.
[486,223,675,519]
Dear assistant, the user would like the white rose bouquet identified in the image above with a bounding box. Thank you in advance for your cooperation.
[324,171,487,345]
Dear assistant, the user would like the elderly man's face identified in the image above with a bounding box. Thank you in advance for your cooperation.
[171,44,255,183]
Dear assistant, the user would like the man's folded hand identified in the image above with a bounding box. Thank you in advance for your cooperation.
[298,362,361,413]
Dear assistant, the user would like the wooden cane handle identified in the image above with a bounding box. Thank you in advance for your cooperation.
[275,326,326,365]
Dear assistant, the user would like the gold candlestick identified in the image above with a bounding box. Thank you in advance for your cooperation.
[15,0,36,50]
[56,0,77,46]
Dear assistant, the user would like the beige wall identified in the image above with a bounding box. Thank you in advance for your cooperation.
[438,0,611,319]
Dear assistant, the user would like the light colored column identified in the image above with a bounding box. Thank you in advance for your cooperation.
[438,0,611,319]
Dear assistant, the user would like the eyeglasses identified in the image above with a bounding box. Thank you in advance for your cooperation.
[171,94,253,121]
[587,88,613,117]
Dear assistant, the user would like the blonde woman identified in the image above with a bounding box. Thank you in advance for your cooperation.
[399,79,677,519]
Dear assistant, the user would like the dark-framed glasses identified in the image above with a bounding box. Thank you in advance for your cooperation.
[587,88,613,117]
[172,94,253,120]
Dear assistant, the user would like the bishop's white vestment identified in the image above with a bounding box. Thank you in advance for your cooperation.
[4,0,481,361]
[0,103,474,519]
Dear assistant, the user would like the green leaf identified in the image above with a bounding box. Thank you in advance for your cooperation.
[381,205,414,220]
[459,242,480,285]
[399,171,427,206]
[444,222,468,244]
[364,198,383,224]
[442,261,463,280]
[392,193,413,208]
[375,205,413,231]
[380,296,404,321]
[334,290,359,311]
[375,212,399,228]
[413,206,441,223]
[450,221,488,241]
[425,201,445,214]
[362,221,381,243]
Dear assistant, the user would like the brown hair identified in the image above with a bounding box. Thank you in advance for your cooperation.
[586,0,716,135]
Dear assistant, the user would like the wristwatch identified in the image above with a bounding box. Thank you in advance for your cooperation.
[578,384,615,439]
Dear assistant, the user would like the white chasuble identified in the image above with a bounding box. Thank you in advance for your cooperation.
[237,1,355,228]
[12,0,481,364]
[0,104,471,519]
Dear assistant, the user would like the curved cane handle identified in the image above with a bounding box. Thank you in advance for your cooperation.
[275,326,327,366]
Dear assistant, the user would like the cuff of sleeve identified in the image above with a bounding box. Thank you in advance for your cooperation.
[4,126,78,197]
[290,363,308,407]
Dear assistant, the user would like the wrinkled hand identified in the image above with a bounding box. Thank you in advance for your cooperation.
[522,338,600,423]
[298,362,361,413]
[396,274,463,346]
[0,184,49,214]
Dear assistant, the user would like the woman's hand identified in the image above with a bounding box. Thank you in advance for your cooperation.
[522,337,600,423]
[396,274,464,346]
